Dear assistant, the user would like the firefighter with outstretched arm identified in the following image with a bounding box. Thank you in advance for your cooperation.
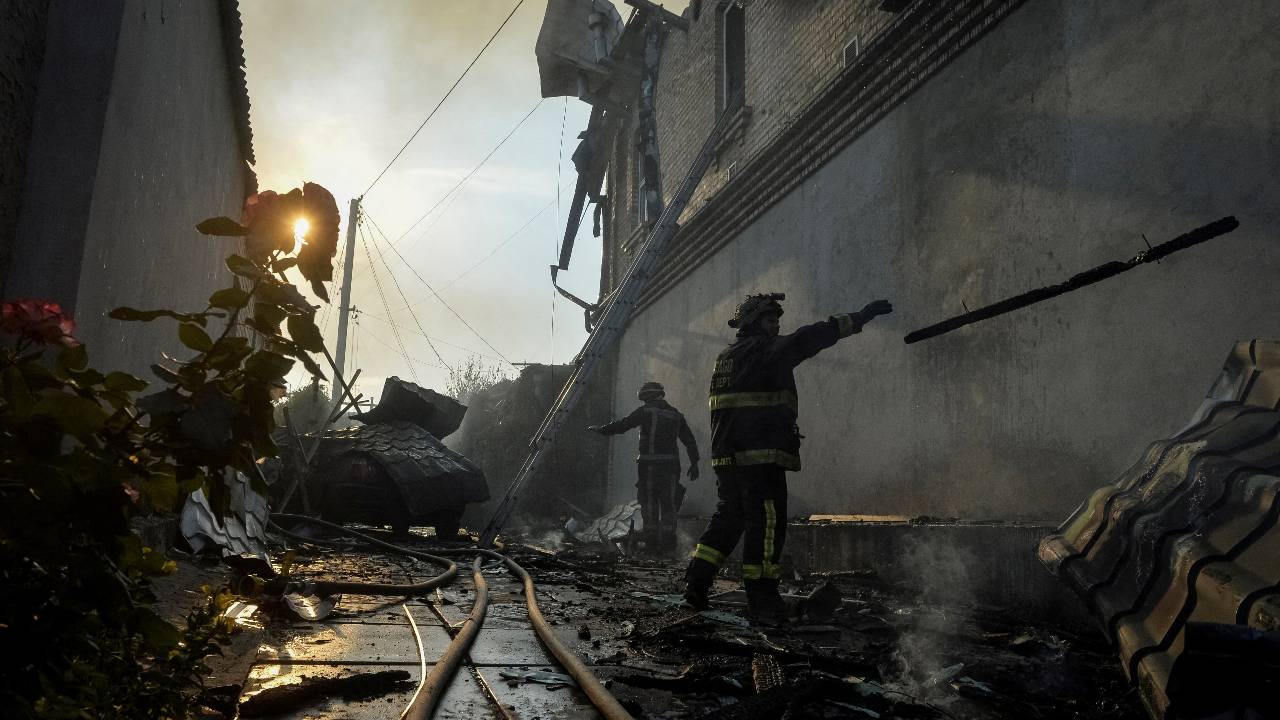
[683,293,893,622]
[589,381,700,555]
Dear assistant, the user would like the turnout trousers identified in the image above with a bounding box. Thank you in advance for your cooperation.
[689,464,787,581]
[637,462,680,553]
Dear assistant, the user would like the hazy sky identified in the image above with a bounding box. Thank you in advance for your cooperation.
[239,1,685,402]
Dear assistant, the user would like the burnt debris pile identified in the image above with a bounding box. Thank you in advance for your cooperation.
[276,377,488,537]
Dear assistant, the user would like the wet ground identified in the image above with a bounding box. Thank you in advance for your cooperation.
[212,533,1147,719]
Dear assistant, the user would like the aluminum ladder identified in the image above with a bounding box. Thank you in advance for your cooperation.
[480,104,740,546]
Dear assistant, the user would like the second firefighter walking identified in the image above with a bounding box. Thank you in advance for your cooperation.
[589,381,700,555]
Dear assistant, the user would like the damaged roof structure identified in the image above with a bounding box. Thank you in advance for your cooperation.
[1041,340,1280,719]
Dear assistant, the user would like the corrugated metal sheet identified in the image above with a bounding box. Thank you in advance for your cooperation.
[1038,339,1280,719]
[215,0,256,192]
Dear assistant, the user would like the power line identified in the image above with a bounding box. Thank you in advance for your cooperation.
[440,195,561,291]
[360,326,450,370]
[393,98,545,247]
[361,218,454,371]
[359,312,506,364]
[362,0,527,197]
[383,189,567,319]
[364,212,515,368]
[552,96,568,366]
[358,222,420,382]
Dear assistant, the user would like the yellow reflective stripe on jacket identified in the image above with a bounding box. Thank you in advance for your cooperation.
[691,543,726,566]
[742,564,764,580]
[713,448,802,470]
[707,390,798,413]
[834,313,858,338]
[763,499,778,578]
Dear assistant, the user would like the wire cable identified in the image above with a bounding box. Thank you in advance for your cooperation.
[360,312,506,364]
[552,97,568,365]
[362,218,454,371]
[393,98,545,247]
[358,222,421,382]
[364,213,516,368]
[361,326,449,370]
[362,0,527,197]
[387,189,567,319]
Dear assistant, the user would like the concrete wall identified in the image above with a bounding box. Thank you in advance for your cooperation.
[9,0,249,379]
[0,0,52,287]
[8,0,126,311]
[607,0,1280,521]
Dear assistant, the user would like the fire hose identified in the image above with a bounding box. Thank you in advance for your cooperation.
[263,515,633,720]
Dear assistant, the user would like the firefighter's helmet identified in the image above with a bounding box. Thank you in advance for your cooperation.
[638,381,665,401]
[728,293,785,329]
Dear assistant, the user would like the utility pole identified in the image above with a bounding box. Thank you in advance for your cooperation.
[333,196,360,380]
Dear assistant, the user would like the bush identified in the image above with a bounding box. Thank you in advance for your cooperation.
[0,182,339,718]
[446,354,508,404]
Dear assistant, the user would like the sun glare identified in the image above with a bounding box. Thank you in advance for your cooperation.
[293,217,310,239]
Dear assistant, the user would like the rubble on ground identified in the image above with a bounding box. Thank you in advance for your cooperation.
[239,525,1144,720]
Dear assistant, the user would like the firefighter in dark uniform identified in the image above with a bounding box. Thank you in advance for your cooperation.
[589,382,700,554]
[683,293,892,621]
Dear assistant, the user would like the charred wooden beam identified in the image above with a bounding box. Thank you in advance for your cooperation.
[903,216,1239,344]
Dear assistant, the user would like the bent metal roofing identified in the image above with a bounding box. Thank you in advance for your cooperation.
[216,0,256,190]
[1039,339,1280,719]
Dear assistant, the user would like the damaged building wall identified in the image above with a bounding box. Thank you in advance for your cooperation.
[7,0,254,379]
[602,0,1280,520]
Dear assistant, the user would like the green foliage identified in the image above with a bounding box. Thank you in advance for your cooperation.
[0,183,339,718]
[274,379,333,436]
[446,355,509,404]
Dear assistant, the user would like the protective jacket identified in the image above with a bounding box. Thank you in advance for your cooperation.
[598,398,700,466]
[709,313,864,470]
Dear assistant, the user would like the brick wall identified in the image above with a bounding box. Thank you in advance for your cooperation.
[603,0,899,285]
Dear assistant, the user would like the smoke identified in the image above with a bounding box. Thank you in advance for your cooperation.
[883,536,977,701]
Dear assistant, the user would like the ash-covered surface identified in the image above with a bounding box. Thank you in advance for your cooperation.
[242,530,1145,719]
[496,545,1146,720]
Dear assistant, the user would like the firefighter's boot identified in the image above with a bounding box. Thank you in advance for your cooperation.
[682,557,716,610]
[745,579,789,625]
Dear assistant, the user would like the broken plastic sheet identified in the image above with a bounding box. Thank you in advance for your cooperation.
[564,500,643,543]
[179,471,270,561]
[284,589,340,621]
[498,669,578,690]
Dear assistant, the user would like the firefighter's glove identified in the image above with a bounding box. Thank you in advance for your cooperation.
[687,465,700,481]
[858,299,893,322]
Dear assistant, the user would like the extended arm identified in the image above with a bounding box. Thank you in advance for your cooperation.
[771,299,893,367]
[589,407,643,436]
